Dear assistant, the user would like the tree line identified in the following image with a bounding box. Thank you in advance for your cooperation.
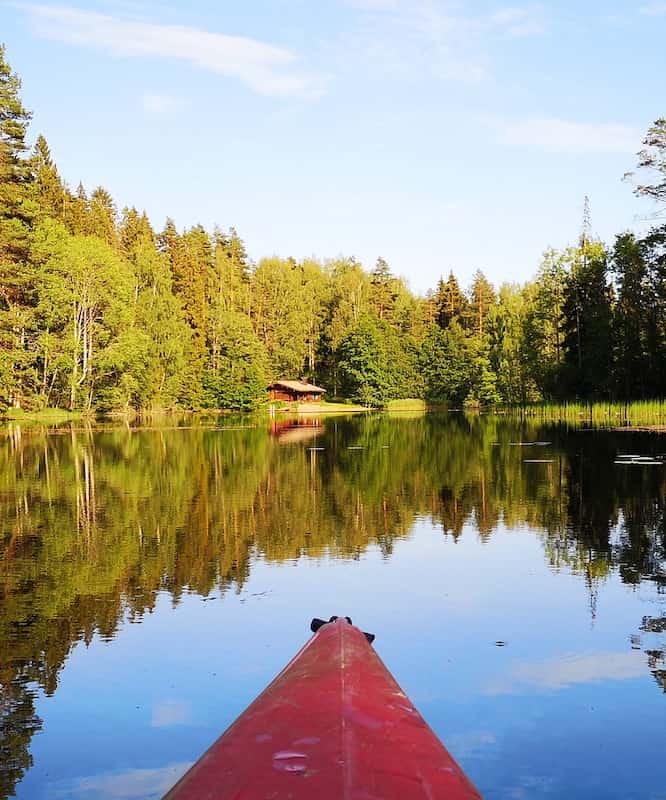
[2,44,666,412]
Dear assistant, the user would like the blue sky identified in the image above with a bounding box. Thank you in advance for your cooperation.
[1,0,663,292]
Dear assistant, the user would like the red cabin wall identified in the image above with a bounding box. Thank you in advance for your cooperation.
[269,390,324,402]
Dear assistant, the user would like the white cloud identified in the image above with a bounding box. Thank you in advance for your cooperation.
[150,698,191,727]
[486,650,647,694]
[444,730,497,758]
[639,3,666,15]
[350,1,545,38]
[338,3,485,84]
[348,0,403,8]
[18,4,320,96]
[339,2,545,85]
[490,7,545,37]
[141,92,182,114]
[490,116,641,154]
[52,761,193,800]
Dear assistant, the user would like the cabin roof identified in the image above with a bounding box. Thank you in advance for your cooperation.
[269,380,326,394]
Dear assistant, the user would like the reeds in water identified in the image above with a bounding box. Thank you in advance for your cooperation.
[503,400,666,428]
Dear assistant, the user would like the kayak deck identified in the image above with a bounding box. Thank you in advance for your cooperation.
[164,617,481,799]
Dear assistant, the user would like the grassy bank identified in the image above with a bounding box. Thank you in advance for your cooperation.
[294,400,368,414]
[383,398,426,412]
[296,398,427,414]
[505,400,666,428]
[2,407,82,424]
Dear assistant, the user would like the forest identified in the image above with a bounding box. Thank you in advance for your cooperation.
[2,44,666,413]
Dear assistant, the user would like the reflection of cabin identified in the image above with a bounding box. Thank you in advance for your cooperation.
[268,380,326,402]
[270,418,324,444]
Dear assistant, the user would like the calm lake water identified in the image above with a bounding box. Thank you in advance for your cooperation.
[1,413,664,800]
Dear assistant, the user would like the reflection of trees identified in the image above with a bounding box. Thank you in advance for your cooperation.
[641,616,666,693]
[0,680,41,800]
[1,416,666,795]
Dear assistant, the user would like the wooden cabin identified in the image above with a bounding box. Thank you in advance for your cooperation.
[268,380,326,402]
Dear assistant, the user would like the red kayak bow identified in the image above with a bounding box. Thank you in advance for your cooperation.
[164,616,481,799]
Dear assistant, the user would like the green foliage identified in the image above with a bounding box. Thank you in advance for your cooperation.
[251,256,317,377]
[421,321,486,405]
[611,227,666,399]
[633,118,666,205]
[2,47,666,414]
[488,284,539,403]
[338,316,392,405]
[0,44,37,409]
[31,220,135,410]
[467,269,496,335]
[561,241,613,398]
[523,248,567,397]
[203,311,268,410]
[338,315,419,406]
[432,271,467,329]
[31,135,65,220]
[369,256,399,321]
[384,398,426,411]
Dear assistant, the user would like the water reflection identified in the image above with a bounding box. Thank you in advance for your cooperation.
[0,414,664,797]
[50,762,191,800]
[485,651,647,694]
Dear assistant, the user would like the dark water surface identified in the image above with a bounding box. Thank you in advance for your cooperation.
[1,413,664,799]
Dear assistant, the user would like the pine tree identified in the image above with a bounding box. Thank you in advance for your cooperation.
[64,182,90,235]
[434,271,467,329]
[468,270,496,336]
[163,224,211,406]
[208,229,249,373]
[562,244,613,398]
[119,207,154,256]
[370,256,398,321]
[0,45,33,260]
[32,134,65,219]
[631,118,666,208]
[228,227,250,279]
[612,233,651,399]
[88,186,119,248]
[0,45,36,408]
[176,225,212,335]
[641,224,666,394]
[421,320,474,405]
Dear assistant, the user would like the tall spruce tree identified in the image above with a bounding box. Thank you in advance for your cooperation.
[370,257,398,321]
[562,244,612,398]
[88,186,119,249]
[641,224,666,394]
[63,182,90,235]
[468,270,496,336]
[32,135,65,220]
[611,233,649,399]
[0,45,36,408]
[434,271,467,329]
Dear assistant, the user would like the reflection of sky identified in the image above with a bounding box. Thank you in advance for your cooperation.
[16,521,665,800]
[50,762,191,800]
[150,700,191,729]
[485,650,646,694]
